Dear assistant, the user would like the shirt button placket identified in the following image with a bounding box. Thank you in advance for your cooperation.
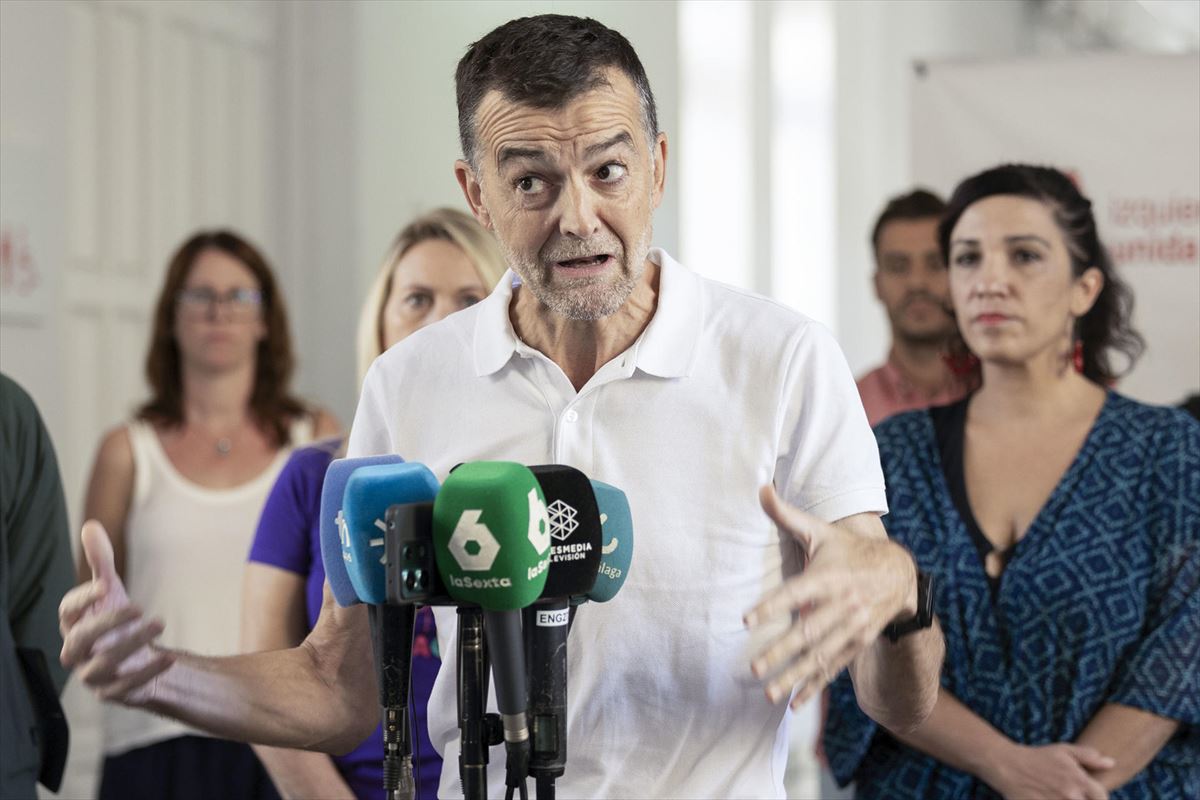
[557,401,589,470]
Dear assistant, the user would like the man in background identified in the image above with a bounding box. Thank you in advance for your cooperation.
[856,189,973,427]
[1,372,74,796]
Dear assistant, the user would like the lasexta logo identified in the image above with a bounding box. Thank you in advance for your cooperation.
[448,509,501,571]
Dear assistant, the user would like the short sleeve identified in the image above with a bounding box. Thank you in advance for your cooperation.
[347,358,395,459]
[775,321,887,522]
[1107,412,1200,726]
[248,448,322,574]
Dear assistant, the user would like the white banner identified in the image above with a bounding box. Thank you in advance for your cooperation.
[911,53,1200,405]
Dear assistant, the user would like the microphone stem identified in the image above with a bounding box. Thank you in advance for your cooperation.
[458,608,488,800]
[371,605,416,800]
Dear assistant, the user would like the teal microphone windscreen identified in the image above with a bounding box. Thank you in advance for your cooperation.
[342,462,440,605]
[319,455,405,607]
[588,480,633,602]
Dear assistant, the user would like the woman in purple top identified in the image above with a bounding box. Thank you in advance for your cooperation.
[242,209,507,799]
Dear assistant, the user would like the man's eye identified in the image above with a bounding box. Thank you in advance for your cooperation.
[516,176,546,194]
[596,163,627,183]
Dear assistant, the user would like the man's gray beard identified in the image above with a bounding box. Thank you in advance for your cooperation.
[502,224,654,321]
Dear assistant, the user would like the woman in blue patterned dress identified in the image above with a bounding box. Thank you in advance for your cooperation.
[825,164,1198,799]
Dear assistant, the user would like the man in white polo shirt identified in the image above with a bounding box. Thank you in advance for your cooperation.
[60,14,942,799]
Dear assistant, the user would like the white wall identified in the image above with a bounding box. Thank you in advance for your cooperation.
[0,0,70,453]
[3,3,287,796]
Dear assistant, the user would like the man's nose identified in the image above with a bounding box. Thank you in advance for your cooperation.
[908,266,933,290]
[557,179,601,239]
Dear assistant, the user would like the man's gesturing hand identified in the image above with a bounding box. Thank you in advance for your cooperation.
[59,520,174,704]
[744,485,917,709]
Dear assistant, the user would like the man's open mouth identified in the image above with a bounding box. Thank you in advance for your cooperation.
[555,254,612,268]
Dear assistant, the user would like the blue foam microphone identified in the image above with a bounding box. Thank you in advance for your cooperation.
[320,455,405,607]
[343,463,440,605]
[342,462,440,800]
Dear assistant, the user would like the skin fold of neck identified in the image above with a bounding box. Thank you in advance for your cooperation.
[510,259,660,391]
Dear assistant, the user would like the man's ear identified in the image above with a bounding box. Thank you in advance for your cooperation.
[651,132,668,209]
[455,159,492,229]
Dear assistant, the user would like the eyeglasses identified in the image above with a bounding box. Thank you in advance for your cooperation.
[176,287,263,319]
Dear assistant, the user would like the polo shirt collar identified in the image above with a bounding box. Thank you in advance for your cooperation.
[472,247,703,379]
[473,271,522,376]
[633,248,702,378]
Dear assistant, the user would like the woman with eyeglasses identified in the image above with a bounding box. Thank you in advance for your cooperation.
[80,230,340,800]
[239,208,507,800]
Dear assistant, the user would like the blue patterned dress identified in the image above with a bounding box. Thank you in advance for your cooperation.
[825,392,1200,799]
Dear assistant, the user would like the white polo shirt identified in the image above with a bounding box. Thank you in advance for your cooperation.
[347,248,886,799]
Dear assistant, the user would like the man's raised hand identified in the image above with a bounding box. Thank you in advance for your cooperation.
[745,485,917,710]
[59,520,174,703]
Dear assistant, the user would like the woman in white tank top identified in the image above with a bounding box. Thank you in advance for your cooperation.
[78,231,339,800]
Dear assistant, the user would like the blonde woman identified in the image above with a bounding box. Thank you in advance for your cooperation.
[240,209,505,799]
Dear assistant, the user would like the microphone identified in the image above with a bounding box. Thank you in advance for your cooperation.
[525,466,603,797]
[583,480,634,604]
[342,462,440,800]
[319,455,405,608]
[385,501,453,606]
[343,463,441,604]
[434,461,552,800]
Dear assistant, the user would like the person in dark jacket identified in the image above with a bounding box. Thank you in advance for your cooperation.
[1,372,75,797]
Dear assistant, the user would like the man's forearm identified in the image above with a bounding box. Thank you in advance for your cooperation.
[141,610,378,755]
[1075,703,1179,791]
[851,618,943,733]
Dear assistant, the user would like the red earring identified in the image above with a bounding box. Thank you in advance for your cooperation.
[1072,340,1085,374]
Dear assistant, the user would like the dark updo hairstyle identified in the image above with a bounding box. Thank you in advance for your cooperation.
[937,164,1144,384]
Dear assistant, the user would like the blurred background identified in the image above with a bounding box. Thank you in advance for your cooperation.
[1,1,1197,797]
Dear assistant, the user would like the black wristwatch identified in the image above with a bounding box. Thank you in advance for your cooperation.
[884,569,934,642]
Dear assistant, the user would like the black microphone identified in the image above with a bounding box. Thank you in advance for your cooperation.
[386,501,453,606]
[525,465,603,799]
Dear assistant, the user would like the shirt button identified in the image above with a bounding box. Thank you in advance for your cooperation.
[564,409,579,423]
